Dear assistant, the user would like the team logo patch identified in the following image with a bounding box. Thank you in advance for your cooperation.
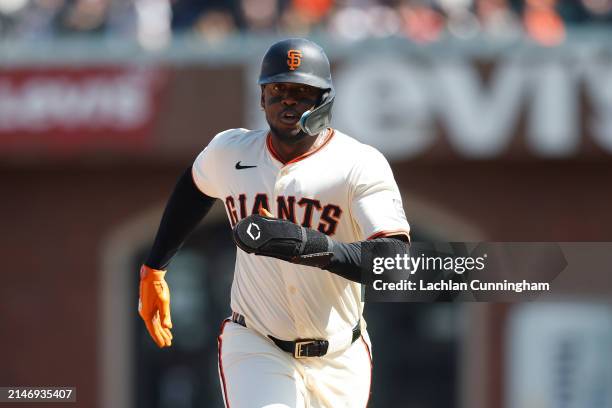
[287,50,302,71]
[247,222,261,240]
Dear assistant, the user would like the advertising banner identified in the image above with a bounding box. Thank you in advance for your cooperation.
[0,67,168,155]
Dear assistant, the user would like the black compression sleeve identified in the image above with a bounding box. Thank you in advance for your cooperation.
[324,237,409,284]
[145,167,216,270]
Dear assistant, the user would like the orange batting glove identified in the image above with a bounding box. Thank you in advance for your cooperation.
[259,207,274,218]
[138,265,173,348]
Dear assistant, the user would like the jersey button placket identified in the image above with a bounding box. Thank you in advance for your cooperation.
[273,166,291,196]
[274,165,301,334]
[286,283,301,335]
[284,251,301,335]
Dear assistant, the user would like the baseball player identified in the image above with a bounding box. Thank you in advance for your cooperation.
[138,38,411,407]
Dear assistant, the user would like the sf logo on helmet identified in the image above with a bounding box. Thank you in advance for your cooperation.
[287,50,302,71]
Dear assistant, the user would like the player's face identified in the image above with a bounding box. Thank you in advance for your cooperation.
[261,83,322,143]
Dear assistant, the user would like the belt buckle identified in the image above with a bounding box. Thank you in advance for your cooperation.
[294,340,316,359]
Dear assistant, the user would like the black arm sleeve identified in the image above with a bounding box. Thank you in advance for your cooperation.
[145,167,216,270]
[325,237,409,284]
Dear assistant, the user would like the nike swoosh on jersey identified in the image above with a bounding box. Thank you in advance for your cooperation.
[235,161,257,170]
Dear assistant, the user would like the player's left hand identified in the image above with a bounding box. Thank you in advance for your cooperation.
[258,207,274,218]
[138,265,173,348]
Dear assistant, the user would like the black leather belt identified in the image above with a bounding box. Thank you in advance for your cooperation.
[231,312,361,358]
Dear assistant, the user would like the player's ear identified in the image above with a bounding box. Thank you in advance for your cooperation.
[260,91,265,110]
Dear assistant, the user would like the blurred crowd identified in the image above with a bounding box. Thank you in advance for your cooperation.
[1,0,611,48]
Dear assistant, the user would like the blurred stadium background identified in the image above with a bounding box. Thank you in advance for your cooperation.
[1,0,612,407]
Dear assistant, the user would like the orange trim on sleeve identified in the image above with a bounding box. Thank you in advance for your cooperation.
[266,128,335,165]
[367,229,411,242]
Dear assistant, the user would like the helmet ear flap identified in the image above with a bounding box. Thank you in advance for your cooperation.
[317,89,329,105]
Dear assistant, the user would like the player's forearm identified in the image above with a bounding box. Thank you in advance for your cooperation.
[145,167,216,270]
[325,238,408,283]
[232,214,409,284]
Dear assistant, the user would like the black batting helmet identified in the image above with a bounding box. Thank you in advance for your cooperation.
[258,38,335,136]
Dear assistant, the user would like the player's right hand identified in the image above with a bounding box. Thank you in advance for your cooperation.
[138,265,173,348]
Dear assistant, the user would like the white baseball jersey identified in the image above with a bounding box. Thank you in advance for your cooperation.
[192,127,410,343]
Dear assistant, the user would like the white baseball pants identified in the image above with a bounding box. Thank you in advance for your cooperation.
[217,320,372,408]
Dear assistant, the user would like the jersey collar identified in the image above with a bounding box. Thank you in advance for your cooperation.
[266,128,335,166]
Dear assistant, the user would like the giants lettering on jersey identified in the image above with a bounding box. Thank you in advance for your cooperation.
[225,194,342,236]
